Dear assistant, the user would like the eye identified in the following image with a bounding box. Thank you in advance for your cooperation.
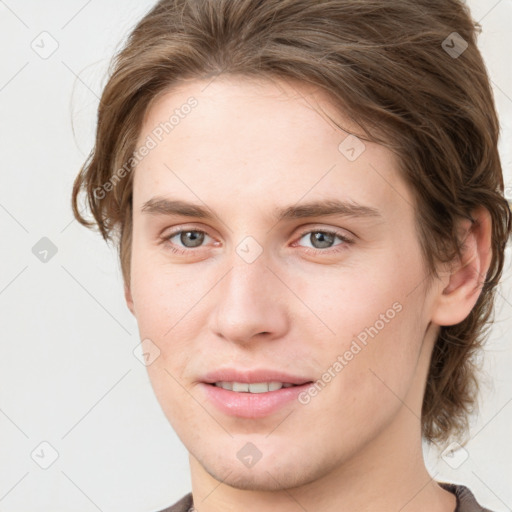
[164,229,214,254]
[160,227,353,256]
[295,229,353,253]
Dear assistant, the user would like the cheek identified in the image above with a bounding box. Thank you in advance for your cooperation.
[129,243,215,391]
[130,241,199,335]
[301,297,424,452]
[298,249,427,389]
[291,261,406,341]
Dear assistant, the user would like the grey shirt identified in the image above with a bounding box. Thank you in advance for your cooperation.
[157,483,493,512]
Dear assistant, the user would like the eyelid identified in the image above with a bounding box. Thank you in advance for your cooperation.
[161,223,215,239]
[162,223,353,240]
[294,224,355,242]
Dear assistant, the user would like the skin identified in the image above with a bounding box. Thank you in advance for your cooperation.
[125,76,492,512]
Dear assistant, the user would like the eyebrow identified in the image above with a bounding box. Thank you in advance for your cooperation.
[141,197,382,222]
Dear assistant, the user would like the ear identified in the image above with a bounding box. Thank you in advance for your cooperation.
[431,206,493,326]
[124,285,135,316]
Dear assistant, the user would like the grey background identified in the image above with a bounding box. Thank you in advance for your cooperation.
[0,1,511,511]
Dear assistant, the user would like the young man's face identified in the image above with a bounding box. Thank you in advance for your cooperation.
[127,76,444,492]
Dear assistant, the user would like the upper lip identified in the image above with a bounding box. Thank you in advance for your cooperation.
[201,368,313,385]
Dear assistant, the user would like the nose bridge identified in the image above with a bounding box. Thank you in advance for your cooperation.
[209,248,288,343]
[226,253,270,303]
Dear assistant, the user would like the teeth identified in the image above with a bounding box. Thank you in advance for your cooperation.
[269,382,284,391]
[213,381,297,393]
[233,382,249,392]
[248,382,269,393]
[214,381,233,391]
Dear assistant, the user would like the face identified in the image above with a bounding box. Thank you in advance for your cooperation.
[127,76,442,492]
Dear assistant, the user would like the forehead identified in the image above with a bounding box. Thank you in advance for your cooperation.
[132,76,414,221]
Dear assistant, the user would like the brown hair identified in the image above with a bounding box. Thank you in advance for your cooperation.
[72,0,512,445]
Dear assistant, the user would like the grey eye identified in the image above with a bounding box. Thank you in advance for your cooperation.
[171,230,208,248]
[298,231,339,249]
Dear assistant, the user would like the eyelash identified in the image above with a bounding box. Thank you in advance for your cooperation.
[160,226,353,256]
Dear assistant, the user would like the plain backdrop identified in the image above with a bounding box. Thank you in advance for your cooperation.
[0,1,511,511]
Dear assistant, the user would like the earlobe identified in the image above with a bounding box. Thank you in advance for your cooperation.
[431,206,493,327]
[124,285,135,316]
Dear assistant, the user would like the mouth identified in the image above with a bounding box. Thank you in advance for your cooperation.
[207,381,306,393]
[199,371,315,418]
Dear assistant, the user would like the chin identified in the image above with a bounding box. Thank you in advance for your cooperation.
[196,448,327,492]
[206,465,304,492]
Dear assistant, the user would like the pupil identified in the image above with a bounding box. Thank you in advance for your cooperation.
[312,232,333,249]
[181,231,204,248]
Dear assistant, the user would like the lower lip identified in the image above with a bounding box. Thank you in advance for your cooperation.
[200,382,313,418]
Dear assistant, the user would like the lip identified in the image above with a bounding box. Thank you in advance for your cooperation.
[201,368,312,385]
[199,368,314,419]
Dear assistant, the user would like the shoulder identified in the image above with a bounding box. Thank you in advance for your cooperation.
[439,482,495,512]
[155,492,193,512]
[154,487,496,512]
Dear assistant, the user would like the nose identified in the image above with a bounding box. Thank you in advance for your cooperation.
[208,255,290,345]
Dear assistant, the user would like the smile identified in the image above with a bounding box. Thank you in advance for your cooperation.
[212,381,298,393]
